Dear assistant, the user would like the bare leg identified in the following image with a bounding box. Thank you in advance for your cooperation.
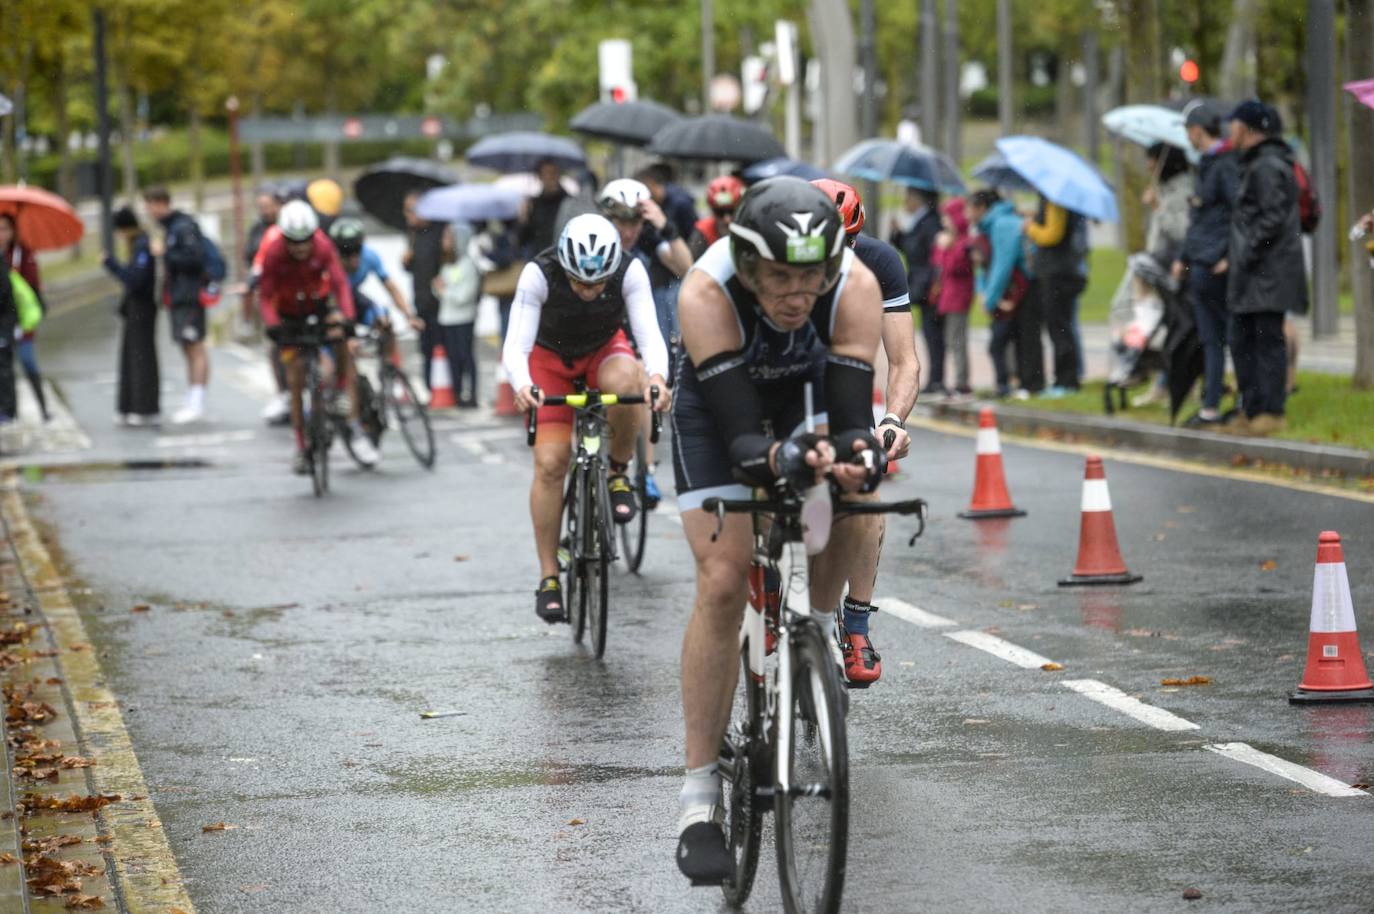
[597,356,644,466]
[810,506,879,612]
[531,433,572,580]
[186,340,209,386]
[681,510,753,769]
[284,353,306,447]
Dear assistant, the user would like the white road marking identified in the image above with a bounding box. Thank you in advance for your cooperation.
[1204,742,1370,798]
[1061,679,1200,732]
[155,430,256,448]
[456,438,503,465]
[658,503,682,526]
[880,597,956,628]
[943,630,1056,669]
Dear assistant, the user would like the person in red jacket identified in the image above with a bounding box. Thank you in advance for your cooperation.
[930,198,976,397]
[257,200,376,473]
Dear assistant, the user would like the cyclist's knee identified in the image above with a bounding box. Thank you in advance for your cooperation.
[695,556,750,617]
[532,444,570,483]
[597,357,642,393]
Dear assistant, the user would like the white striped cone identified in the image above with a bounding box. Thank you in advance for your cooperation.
[1059,455,1142,586]
[960,407,1024,519]
[1292,531,1374,700]
[428,344,456,409]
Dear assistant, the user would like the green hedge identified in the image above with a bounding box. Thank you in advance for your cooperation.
[967,85,1057,120]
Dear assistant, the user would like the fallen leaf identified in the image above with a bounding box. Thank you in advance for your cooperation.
[68,643,91,652]
[60,757,95,769]
[1183,887,1203,901]
[1176,505,1196,513]
[567,818,585,826]
[201,822,236,833]
[1040,662,1064,672]
[453,555,470,562]
[0,853,14,864]
[23,793,120,813]
[130,605,150,613]
[45,677,63,685]
[1260,559,1277,572]
[64,895,104,910]
[1161,676,1212,687]
[963,718,990,725]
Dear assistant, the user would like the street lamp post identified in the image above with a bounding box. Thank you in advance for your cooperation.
[1306,0,1339,338]
[92,7,114,255]
[226,96,244,284]
[997,0,1013,135]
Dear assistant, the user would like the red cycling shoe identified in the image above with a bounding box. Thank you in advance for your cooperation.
[840,630,882,687]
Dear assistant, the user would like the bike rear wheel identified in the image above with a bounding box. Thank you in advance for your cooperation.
[341,375,380,470]
[383,366,436,469]
[307,358,331,497]
[720,644,766,907]
[619,429,650,574]
[775,621,848,914]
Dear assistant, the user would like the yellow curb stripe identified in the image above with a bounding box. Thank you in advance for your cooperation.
[909,414,1374,505]
[1,478,196,913]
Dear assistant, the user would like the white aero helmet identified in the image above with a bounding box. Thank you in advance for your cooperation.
[277,199,319,242]
[557,213,622,284]
[597,178,651,221]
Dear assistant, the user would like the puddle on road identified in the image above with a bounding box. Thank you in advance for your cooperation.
[376,758,679,797]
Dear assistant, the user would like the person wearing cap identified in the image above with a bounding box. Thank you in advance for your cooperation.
[103,206,161,425]
[1172,102,1240,428]
[1223,99,1306,436]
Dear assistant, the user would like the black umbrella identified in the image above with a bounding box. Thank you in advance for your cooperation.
[645,115,786,164]
[569,99,683,146]
[465,132,586,174]
[1163,292,1206,423]
[354,157,459,230]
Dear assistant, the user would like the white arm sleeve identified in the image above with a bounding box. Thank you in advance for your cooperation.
[501,264,549,391]
[622,259,670,382]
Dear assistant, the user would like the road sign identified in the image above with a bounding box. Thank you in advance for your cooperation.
[342,118,364,139]
[238,112,541,144]
[599,40,637,104]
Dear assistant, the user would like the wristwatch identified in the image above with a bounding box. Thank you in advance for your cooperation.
[879,413,905,430]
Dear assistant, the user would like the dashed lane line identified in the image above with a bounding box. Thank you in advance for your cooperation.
[1061,679,1200,732]
[1204,743,1370,798]
[942,629,1057,669]
[879,596,956,628]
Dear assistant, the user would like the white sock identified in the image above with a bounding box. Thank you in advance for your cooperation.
[187,385,205,411]
[811,606,839,642]
[678,763,721,830]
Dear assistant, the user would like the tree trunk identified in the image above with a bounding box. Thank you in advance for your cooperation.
[996,0,1013,134]
[942,0,961,164]
[808,0,858,167]
[51,58,76,201]
[189,108,204,212]
[1054,30,1079,146]
[116,77,138,198]
[1347,0,1374,387]
[1118,0,1162,253]
[250,95,266,183]
[919,0,939,145]
[1220,0,1258,101]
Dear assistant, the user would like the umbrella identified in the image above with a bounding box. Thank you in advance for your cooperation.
[831,139,966,194]
[995,136,1119,223]
[494,172,581,198]
[645,115,785,164]
[465,132,586,174]
[1102,105,1198,163]
[741,157,829,184]
[1164,294,1206,423]
[1345,78,1374,111]
[0,94,11,118]
[970,151,1036,193]
[354,157,459,230]
[569,99,682,146]
[0,186,83,251]
[415,184,524,224]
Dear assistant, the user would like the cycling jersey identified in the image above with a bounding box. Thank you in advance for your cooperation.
[852,234,911,313]
[257,231,355,326]
[348,245,390,289]
[502,247,669,392]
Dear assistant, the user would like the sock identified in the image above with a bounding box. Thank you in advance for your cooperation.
[678,763,721,830]
[609,458,629,476]
[810,607,839,643]
[187,385,205,411]
[842,597,872,637]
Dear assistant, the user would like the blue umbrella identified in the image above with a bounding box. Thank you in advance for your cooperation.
[415,184,524,224]
[832,139,966,194]
[741,157,829,184]
[1102,105,1198,163]
[995,136,1119,223]
[970,152,1036,193]
[466,131,586,175]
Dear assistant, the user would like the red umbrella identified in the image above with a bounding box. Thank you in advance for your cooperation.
[0,186,84,251]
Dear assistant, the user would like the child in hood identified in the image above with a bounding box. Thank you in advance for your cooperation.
[930,198,974,396]
[432,223,482,407]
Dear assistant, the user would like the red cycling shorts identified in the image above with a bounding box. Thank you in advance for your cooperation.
[529,330,638,426]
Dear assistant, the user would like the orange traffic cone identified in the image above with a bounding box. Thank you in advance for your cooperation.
[1290,532,1374,703]
[1058,455,1142,586]
[959,408,1025,519]
[493,363,519,418]
[428,345,457,409]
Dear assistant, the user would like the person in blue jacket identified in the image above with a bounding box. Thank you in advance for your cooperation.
[967,189,1030,397]
[103,206,160,425]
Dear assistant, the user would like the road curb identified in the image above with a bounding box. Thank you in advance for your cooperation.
[923,401,1374,479]
[0,477,196,913]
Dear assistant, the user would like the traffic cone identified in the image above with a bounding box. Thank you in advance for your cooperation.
[428,345,457,409]
[1058,455,1142,586]
[493,363,519,418]
[959,408,1025,520]
[1289,532,1374,703]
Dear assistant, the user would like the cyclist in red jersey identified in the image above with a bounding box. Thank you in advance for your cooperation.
[257,201,377,473]
[687,175,744,260]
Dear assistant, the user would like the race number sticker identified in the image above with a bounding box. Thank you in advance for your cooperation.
[786,235,824,263]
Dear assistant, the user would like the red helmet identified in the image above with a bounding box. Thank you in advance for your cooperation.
[810,178,865,237]
[706,175,745,213]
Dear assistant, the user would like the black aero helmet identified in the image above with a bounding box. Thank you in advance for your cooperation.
[728,177,845,292]
[328,216,365,255]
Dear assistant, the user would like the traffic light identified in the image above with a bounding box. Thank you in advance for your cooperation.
[1180,59,1199,84]
[611,86,627,104]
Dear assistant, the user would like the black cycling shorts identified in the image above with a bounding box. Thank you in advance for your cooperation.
[170,304,206,345]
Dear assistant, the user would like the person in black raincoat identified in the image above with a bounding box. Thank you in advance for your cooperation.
[103,206,160,424]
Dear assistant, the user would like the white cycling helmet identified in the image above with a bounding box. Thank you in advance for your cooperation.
[557,213,622,284]
[597,178,651,221]
[277,199,319,242]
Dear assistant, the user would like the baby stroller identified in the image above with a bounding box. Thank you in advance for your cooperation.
[1103,252,1181,414]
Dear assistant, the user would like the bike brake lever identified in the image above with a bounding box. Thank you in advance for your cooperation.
[907,499,928,547]
[649,384,662,444]
[525,385,540,447]
[709,501,726,543]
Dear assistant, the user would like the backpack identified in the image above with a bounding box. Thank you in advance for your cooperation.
[200,234,227,282]
[1293,161,1321,234]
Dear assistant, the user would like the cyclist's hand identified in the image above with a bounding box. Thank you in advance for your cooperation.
[878,420,911,460]
[516,385,543,412]
[645,375,672,412]
[833,430,887,494]
[346,338,361,356]
[773,433,834,492]
[639,198,668,231]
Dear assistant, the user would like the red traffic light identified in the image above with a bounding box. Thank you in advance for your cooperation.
[1180,60,1199,84]
[611,87,627,103]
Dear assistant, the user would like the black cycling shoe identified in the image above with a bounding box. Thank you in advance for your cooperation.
[608,474,638,526]
[676,819,733,886]
[535,576,567,624]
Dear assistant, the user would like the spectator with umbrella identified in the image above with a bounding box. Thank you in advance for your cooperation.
[889,186,944,395]
[0,212,49,421]
[103,206,160,426]
[518,159,571,259]
[403,190,450,392]
[967,188,1032,398]
[1022,191,1091,396]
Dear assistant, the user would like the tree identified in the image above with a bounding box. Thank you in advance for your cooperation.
[1348,0,1374,387]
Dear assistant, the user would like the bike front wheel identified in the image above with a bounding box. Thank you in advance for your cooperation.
[720,644,766,907]
[586,468,611,659]
[383,366,436,469]
[566,469,586,644]
[308,361,331,497]
[619,428,650,574]
[775,621,848,914]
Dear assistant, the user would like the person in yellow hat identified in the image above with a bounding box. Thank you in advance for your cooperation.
[306,178,344,232]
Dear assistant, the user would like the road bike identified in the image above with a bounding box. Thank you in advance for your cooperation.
[274,315,336,497]
[343,321,436,470]
[706,485,925,914]
[525,383,661,659]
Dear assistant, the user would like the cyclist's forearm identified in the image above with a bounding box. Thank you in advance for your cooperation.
[881,315,920,420]
[383,278,412,316]
[695,352,774,485]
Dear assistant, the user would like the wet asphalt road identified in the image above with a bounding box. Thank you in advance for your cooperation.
[14,299,1374,913]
